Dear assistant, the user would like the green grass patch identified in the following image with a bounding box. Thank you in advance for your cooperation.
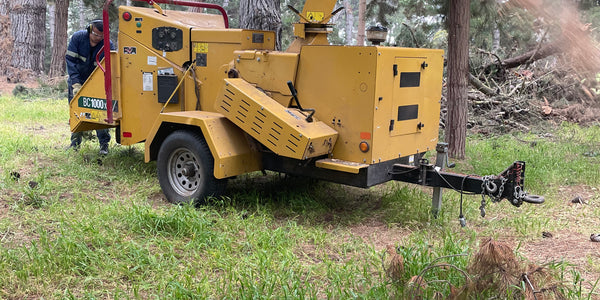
[0,95,598,298]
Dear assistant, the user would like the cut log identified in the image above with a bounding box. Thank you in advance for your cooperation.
[483,41,562,73]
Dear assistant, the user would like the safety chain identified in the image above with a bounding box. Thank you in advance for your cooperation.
[481,175,506,202]
[479,175,507,217]
[512,185,526,207]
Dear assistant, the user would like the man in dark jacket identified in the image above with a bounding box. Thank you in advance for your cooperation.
[66,20,115,155]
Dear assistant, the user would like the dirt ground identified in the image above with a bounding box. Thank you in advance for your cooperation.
[345,185,600,293]
[0,75,40,97]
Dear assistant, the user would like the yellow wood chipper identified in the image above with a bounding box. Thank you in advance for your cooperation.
[70,0,543,219]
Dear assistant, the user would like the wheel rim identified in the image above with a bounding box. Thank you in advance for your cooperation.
[167,147,202,197]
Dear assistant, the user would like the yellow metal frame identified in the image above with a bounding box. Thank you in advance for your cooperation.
[293,46,444,165]
[315,158,368,174]
[145,111,262,179]
[70,1,446,181]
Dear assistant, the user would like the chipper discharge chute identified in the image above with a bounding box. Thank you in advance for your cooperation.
[69,0,544,220]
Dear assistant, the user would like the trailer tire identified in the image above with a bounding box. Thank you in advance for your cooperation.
[157,130,226,205]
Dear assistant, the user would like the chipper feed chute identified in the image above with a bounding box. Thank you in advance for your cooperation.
[69,54,120,133]
[216,78,338,160]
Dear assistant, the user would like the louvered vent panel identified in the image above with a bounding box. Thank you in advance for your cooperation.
[216,79,338,160]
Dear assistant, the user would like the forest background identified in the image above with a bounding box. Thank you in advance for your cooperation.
[0,0,600,298]
[0,0,599,136]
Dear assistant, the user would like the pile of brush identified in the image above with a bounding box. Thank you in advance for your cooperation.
[384,238,567,299]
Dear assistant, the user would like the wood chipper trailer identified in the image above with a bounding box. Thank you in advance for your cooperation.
[70,0,543,218]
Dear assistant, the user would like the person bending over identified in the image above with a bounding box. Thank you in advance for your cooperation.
[66,19,115,155]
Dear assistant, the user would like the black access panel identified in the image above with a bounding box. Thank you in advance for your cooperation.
[157,73,178,104]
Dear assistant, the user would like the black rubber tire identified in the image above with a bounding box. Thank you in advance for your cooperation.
[157,130,226,205]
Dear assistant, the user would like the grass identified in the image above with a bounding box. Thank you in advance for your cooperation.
[0,95,599,298]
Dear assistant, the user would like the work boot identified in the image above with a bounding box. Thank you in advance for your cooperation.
[99,143,109,155]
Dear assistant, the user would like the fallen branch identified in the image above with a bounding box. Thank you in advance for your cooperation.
[471,99,502,105]
[477,48,502,65]
[525,30,548,66]
[581,85,596,103]
[504,119,531,131]
[483,40,562,72]
[469,73,498,96]
[506,80,525,98]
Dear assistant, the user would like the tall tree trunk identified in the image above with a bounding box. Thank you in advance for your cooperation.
[49,0,68,78]
[356,0,366,45]
[48,2,55,48]
[0,16,11,75]
[78,0,85,29]
[492,22,500,52]
[239,0,281,50]
[344,0,353,45]
[0,0,11,75]
[10,0,46,73]
[446,0,470,159]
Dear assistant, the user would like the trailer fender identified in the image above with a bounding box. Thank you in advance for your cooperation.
[145,111,262,179]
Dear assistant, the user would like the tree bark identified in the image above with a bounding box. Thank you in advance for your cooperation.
[239,0,281,50]
[492,22,500,52]
[0,0,11,75]
[446,0,470,159]
[356,0,366,45]
[0,0,9,15]
[0,15,11,75]
[49,0,69,78]
[10,0,46,73]
[48,2,55,48]
[344,0,353,45]
[79,0,85,29]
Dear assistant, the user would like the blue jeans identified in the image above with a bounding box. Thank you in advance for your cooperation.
[68,81,110,148]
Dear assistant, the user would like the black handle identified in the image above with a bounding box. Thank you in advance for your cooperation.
[287,5,300,15]
[286,81,314,123]
[331,6,345,17]
[287,81,298,98]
